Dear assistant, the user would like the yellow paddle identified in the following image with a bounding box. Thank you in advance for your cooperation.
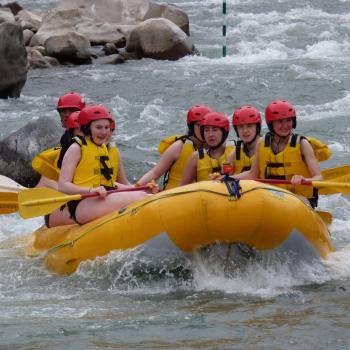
[0,192,20,214]
[321,163,350,181]
[0,176,26,214]
[18,185,151,219]
[319,164,350,195]
[255,178,350,196]
[316,210,333,226]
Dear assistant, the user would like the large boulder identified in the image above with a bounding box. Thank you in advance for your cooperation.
[26,47,60,69]
[0,7,15,23]
[44,31,92,64]
[144,3,189,35]
[31,0,190,47]
[16,9,42,32]
[0,22,28,98]
[126,18,193,60]
[0,2,23,16]
[0,117,62,187]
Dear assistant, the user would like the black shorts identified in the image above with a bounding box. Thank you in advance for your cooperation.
[67,199,82,224]
[44,214,50,228]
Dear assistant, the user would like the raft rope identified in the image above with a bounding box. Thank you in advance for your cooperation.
[221,175,241,199]
[45,185,293,255]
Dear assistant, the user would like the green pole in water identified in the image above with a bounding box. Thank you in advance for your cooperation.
[222,0,227,57]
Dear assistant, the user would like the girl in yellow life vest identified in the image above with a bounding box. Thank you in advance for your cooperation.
[181,112,234,185]
[228,105,262,174]
[135,105,213,189]
[235,100,324,208]
[48,105,149,227]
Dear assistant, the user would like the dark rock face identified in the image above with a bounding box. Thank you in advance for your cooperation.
[0,22,28,98]
[0,117,62,187]
[44,31,92,64]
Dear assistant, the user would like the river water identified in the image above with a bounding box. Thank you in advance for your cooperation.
[1,0,350,349]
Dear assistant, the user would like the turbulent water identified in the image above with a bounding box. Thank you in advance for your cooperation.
[1,0,350,349]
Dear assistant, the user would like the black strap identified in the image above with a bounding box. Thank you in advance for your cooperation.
[175,135,189,144]
[100,155,113,181]
[198,147,204,160]
[290,133,298,147]
[235,140,242,161]
[264,133,272,147]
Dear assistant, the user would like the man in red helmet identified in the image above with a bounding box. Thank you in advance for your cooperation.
[135,104,213,190]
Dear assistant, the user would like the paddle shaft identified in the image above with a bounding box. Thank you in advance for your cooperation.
[253,178,350,196]
[254,178,313,186]
[21,185,150,207]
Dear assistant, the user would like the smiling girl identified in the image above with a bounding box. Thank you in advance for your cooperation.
[48,105,149,227]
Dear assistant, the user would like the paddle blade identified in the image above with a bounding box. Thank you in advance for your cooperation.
[0,192,19,214]
[18,188,80,219]
[321,164,350,181]
[316,210,333,226]
[313,181,350,197]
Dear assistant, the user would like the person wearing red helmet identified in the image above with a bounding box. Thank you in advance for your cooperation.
[56,91,86,128]
[228,105,262,174]
[180,112,234,185]
[32,92,86,190]
[47,104,150,227]
[135,104,213,190]
[235,100,330,207]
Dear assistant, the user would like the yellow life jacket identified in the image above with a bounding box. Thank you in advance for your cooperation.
[233,140,255,174]
[159,135,197,190]
[73,137,118,188]
[158,134,185,155]
[306,136,331,162]
[32,147,61,181]
[258,133,328,199]
[197,145,235,181]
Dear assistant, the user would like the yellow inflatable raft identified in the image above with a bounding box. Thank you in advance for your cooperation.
[28,180,334,275]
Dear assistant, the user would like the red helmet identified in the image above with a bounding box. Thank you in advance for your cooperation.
[78,105,116,129]
[232,105,261,126]
[187,105,213,125]
[200,112,230,131]
[200,112,230,147]
[265,100,296,124]
[57,92,86,111]
[66,111,80,130]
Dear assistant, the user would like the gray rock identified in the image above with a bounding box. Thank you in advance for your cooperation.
[144,3,189,35]
[126,18,193,60]
[0,22,28,98]
[0,117,62,187]
[16,9,42,32]
[0,8,15,23]
[103,42,119,55]
[0,2,23,16]
[31,0,190,48]
[23,28,34,46]
[26,47,59,69]
[44,31,92,64]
